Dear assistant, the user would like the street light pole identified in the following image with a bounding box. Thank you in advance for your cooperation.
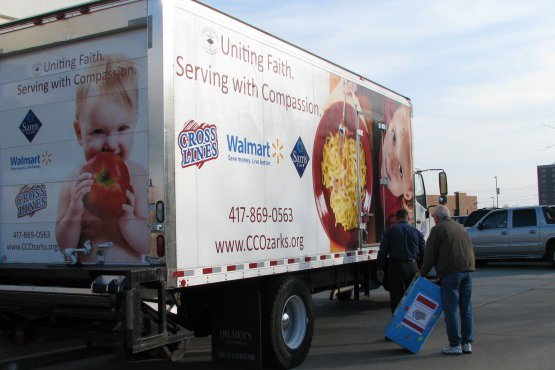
[494,176,499,208]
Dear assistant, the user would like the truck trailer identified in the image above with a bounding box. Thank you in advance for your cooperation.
[0,1,445,368]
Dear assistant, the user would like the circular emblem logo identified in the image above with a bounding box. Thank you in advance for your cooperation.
[202,28,218,55]
[32,62,42,77]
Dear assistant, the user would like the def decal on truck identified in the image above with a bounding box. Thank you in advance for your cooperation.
[178,120,219,169]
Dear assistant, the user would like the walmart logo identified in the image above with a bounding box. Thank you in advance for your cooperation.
[10,151,52,171]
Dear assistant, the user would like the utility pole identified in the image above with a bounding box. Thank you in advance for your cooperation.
[494,176,499,208]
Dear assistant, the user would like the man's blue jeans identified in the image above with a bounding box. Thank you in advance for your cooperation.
[440,272,474,346]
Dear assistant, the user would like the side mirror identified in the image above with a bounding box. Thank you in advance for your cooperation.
[477,223,484,230]
[439,171,448,196]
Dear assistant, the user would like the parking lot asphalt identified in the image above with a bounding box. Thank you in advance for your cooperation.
[301,262,555,370]
[1,262,555,370]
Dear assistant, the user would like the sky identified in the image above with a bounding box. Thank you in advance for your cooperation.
[201,0,555,208]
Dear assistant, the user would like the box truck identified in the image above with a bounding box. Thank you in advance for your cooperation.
[0,0,446,368]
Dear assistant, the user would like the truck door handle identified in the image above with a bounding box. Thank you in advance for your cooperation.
[501,231,507,235]
[529,230,537,234]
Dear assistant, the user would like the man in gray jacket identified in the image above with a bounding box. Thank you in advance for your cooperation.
[420,205,475,355]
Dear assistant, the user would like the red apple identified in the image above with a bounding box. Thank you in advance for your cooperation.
[82,152,131,220]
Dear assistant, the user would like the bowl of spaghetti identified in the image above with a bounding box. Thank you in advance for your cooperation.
[312,101,373,249]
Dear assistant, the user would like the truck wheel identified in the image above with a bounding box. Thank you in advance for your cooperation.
[263,278,314,369]
[547,243,555,266]
[335,290,353,301]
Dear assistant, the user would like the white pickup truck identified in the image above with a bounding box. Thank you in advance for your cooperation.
[467,206,555,265]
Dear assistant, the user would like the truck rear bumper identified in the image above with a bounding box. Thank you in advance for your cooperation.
[0,264,192,354]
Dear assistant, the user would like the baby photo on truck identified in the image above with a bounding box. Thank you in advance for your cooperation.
[55,55,149,264]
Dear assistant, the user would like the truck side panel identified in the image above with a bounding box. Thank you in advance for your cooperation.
[170,1,414,286]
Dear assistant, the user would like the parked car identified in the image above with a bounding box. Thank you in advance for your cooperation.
[467,206,555,265]
[452,215,468,225]
[463,208,498,228]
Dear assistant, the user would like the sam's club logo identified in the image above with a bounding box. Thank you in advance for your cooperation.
[20,109,42,143]
[290,137,310,177]
[178,120,219,169]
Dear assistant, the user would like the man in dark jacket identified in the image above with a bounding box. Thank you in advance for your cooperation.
[421,205,475,355]
[377,208,425,313]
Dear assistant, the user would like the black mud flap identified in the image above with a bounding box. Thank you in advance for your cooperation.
[211,279,262,369]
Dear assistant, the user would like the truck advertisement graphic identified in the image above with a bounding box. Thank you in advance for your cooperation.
[172,5,413,268]
[0,29,150,264]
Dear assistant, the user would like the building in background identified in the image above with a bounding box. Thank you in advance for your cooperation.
[537,164,555,205]
[427,192,477,216]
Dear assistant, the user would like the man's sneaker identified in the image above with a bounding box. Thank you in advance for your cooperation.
[442,345,462,355]
[462,343,472,354]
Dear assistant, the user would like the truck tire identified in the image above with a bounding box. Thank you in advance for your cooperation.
[263,278,314,369]
[547,243,555,266]
[335,289,353,301]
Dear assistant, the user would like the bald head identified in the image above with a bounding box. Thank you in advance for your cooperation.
[433,205,450,221]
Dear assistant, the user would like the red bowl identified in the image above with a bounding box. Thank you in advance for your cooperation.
[312,101,373,249]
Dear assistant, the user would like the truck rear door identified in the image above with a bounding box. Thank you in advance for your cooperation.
[508,208,541,257]
[0,1,153,266]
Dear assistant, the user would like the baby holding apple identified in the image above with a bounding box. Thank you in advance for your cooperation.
[56,55,150,264]
[349,84,414,242]
[379,102,414,227]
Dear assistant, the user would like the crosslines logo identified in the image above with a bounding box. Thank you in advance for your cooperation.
[178,120,219,169]
[15,184,47,218]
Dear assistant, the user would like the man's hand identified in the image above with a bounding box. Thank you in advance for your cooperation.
[377,269,385,283]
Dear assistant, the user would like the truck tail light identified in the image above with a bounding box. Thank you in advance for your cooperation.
[156,235,165,257]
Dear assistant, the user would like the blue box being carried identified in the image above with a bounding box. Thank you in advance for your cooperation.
[384,276,443,353]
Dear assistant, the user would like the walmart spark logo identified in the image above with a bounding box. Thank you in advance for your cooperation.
[271,138,284,164]
[41,151,52,165]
